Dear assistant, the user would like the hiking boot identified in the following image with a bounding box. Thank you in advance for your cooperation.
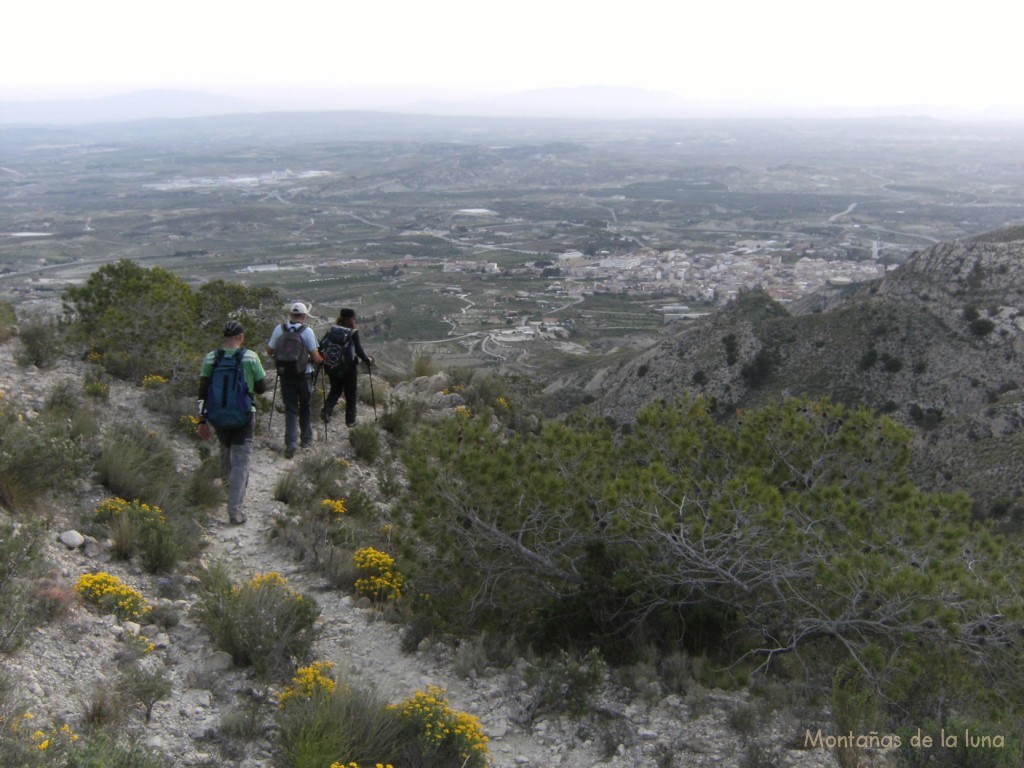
[346,420,357,428]
[284,446,296,459]
[229,515,247,525]
[320,408,331,424]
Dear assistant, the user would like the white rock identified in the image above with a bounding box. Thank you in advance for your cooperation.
[194,651,234,677]
[81,537,104,558]
[58,530,85,549]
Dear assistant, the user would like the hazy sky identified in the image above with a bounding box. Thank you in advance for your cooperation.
[4,0,1023,113]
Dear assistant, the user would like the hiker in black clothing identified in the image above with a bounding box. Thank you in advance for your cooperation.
[320,308,374,428]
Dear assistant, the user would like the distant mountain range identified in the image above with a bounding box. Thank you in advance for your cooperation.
[4,86,1024,125]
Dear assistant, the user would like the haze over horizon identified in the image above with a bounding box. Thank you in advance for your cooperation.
[5,0,1024,122]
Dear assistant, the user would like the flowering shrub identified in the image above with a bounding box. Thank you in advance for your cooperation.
[74,572,149,621]
[196,568,320,678]
[120,632,156,658]
[330,763,394,768]
[494,396,509,409]
[278,661,336,705]
[34,722,79,751]
[390,686,489,768]
[353,548,403,602]
[92,496,178,571]
[176,414,204,440]
[82,378,109,400]
[94,497,165,527]
[141,374,167,389]
[0,715,80,763]
[454,405,472,418]
[320,498,347,517]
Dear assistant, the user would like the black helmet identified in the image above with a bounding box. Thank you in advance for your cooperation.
[222,320,245,337]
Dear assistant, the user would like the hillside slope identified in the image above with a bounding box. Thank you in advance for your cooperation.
[565,234,1024,515]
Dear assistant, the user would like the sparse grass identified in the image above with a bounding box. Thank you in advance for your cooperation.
[220,701,266,742]
[96,422,177,504]
[274,453,348,508]
[411,351,438,378]
[81,681,127,731]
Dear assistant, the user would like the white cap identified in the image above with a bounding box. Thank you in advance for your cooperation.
[290,301,309,316]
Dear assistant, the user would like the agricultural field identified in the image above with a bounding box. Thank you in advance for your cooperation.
[4,112,1024,375]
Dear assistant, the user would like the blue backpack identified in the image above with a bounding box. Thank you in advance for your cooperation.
[205,350,252,429]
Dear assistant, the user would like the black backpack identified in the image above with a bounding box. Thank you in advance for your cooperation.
[205,350,252,429]
[274,323,310,377]
[319,326,355,375]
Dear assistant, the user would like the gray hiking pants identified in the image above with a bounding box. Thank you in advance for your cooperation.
[281,373,313,450]
[216,414,254,523]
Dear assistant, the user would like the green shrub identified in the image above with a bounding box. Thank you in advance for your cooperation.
[348,424,381,463]
[970,317,996,336]
[0,520,45,652]
[82,375,110,400]
[831,666,878,768]
[65,731,164,768]
[0,399,89,513]
[522,648,607,718]
[15,318,62,368]
[195,567,320,678]
[116,662,172,724]
[0,301,14,342]
[42,381,100,440]
[62,260,199,381]
[378,398,426,442]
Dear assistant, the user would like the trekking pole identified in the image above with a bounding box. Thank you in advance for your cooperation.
[320,365,328,441]
[367,361,378,422]
[268,374,279,430]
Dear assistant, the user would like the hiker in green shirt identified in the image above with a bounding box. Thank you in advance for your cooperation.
[198,321,267,525]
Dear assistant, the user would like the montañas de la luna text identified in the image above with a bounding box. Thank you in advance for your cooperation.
[805,729,1007,750]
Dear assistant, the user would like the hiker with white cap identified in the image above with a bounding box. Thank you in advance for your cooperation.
[266,301,323,458]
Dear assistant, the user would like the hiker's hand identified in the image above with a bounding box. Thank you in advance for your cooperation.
[197,422,211,441]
